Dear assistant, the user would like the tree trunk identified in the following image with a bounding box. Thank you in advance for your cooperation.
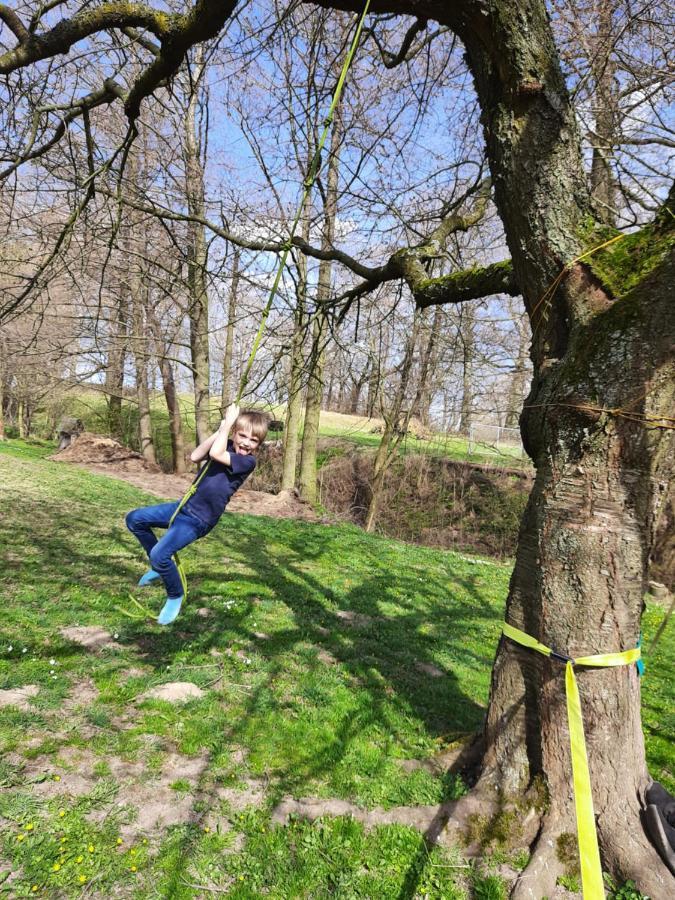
[298,310,326,503]
[184,45,211,444]
[505,313,530,430]
[282,193,312,491]
[453,3,675,892]
[17,398,25,438]
[130,283,156,465]
[105,295,127,440]
[0,333,5,440]
[146,304,186,474]
[221,247,239,414]
[298,103,343,503]
[458,308,475,435]
[589,1,619,226]
[416,304,442,425]
[364,308,421,532]
[314,0,675,892]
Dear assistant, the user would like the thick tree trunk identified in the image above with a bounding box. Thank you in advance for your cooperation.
[315,1,674,892]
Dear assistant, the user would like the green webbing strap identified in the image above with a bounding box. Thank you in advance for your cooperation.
[503,622,641,899]
[168,1,372,597]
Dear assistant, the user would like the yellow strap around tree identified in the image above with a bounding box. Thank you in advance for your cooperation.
[502,622,640,900]
[167,2,372,595]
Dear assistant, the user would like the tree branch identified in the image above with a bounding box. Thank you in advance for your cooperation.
[415,260,519,308]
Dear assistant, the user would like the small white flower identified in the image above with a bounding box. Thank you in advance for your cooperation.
[49,659,56,665]
[22,648,27,654]
[7,646,12,652]
[51,675,57,680]
[245,658,251,665]
[113,633,119,639]
[50,669,55,674]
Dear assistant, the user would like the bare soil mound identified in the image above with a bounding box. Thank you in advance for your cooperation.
[51,433,319,523]
[50,431,162,472]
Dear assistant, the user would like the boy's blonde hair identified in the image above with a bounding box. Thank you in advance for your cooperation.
[235,410,269,444]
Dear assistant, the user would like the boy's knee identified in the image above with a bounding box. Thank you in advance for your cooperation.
[148,544,166,569]
[125,510,138,531]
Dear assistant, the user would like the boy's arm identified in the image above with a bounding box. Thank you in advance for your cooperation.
[190,430,219,463]
[208,403,240,466]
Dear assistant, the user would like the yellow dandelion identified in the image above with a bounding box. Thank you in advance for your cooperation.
[203,826,210,833]
[17,833,25,842]
[116,837,123,845]
[52,863,61,872]
[129,847,136,855]
[239,875,244,881]
[58,810,66,818]
[31,887,38,894]
[53,775,61,782]
[76,855,84,863]
[130,865,137,873]
[142,838,147,845]
[61,837,67,844]
[88,844,95,853]
[78,875,86,884]
[24,823,34,831]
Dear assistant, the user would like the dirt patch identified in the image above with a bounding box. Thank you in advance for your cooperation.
[60,626,122,652]
[216,778,267,812]
[62,677,99,711]
[414,661,445,678]
[139,682,205,703]
[335,610,377,628]
[50,432,161,472]
[0,684,39,710]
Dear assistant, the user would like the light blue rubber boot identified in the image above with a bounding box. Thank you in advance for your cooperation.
[138,570,161,587]
[157,596,184,626]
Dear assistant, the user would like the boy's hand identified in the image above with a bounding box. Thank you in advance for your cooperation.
[221,403,240,430]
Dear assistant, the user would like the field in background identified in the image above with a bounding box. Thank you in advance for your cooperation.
[36,389,529,472]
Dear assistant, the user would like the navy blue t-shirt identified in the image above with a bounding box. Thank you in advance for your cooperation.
[183,440,256,527]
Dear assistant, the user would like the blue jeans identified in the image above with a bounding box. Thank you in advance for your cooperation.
[125,502,211,597]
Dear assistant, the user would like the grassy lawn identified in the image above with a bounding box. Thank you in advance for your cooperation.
[0,439,671,898]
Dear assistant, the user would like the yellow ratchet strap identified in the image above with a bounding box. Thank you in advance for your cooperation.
[502,622,641,900]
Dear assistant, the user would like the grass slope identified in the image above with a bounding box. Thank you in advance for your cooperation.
[0,440,671,899]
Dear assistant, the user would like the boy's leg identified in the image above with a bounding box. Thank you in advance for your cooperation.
[147,512,209,599]
[125,502,180,558]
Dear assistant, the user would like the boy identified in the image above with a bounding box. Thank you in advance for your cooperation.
[126,404,268,625]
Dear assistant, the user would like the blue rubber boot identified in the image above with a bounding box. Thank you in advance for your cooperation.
[138,570,161,587]
[157,596,184,626]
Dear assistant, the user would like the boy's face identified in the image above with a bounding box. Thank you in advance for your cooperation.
[232,425,260,456]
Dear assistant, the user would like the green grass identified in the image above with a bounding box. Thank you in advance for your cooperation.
[0,439,671,897]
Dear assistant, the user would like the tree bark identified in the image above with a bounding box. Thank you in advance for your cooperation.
[104,295,127,441]
[184,44,211,444]
[312,1,674,892]
[221,247,239,414]
[282,192,312,491]
[146,304,186,474]
[458,307,475,436]
[298,100,343,503]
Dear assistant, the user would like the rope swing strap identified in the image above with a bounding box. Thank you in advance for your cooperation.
[169,1,373,596]
[502,623,641,900]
